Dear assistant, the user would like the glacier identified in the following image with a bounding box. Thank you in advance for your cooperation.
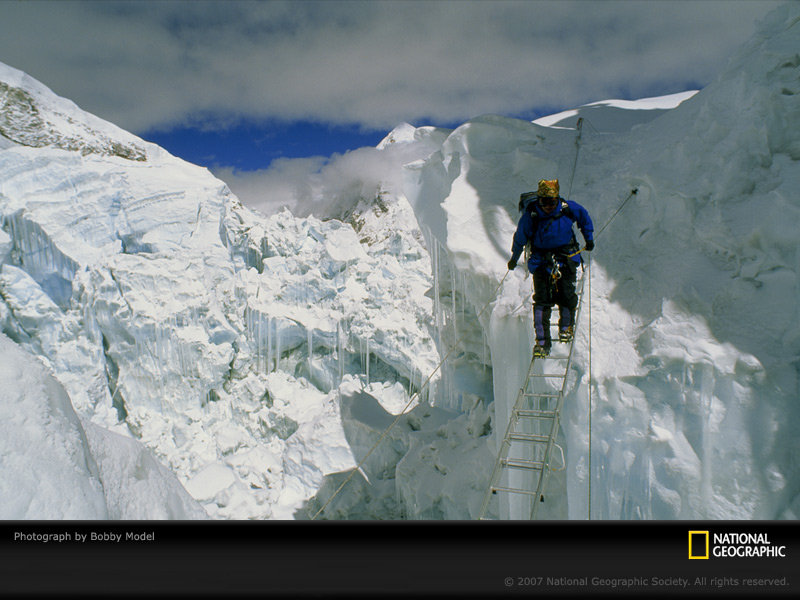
[1,2,799,520]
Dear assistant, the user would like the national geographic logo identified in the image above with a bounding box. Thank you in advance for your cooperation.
[689,530,787,559]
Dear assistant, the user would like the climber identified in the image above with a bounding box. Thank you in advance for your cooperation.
[507,179,594,358]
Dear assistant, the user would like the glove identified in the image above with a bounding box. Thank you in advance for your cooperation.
[584,239,594,251]
[507,258,517,270]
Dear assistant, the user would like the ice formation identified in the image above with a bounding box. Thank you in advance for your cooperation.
[0,333,206,519]
[1,2,798,520]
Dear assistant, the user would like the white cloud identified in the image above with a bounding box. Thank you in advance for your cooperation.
[0,0,783,133]
[213,129,441,217]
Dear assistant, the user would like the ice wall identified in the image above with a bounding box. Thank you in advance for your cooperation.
[402,3,800,519]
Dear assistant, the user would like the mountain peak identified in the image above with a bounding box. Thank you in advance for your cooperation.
[0,61,148,161]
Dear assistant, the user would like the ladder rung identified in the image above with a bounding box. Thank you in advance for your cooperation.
[492,486,543,497]
[540,355,570,360]
[508,432,550,443]
[515,409,557,419]
[530,373,567,378]
[523,392,561,399]
[501,458,545,471]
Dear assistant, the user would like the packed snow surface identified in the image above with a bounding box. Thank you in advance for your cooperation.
[1,3,798,520]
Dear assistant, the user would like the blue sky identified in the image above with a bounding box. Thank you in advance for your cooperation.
[0,0,783,212]
[143,121,390,172]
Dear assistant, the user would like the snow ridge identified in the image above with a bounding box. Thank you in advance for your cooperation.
[0,64,147,161]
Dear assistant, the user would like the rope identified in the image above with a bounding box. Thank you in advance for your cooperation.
[562,118,636,521]
[311,269,511,519]
[566,118,584,201]
[582,188,638,520]
[587,254,592,521]
[595,189,637,238]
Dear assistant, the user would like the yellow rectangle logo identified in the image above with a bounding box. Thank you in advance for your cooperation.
[689,531,709,559]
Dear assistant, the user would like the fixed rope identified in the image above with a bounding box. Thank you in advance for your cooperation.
[584,187,638,519]
[587,253,593,520]
[540,114,638,518]
[311,269,511,519]
[563,115,635,519]
[547,112,637,518]
[595,189,637,237]
[565,117,584,201]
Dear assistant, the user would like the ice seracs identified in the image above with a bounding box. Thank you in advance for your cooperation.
[1,2,799,520]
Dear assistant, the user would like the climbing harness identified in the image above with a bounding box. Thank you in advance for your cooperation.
[548,254,561,285]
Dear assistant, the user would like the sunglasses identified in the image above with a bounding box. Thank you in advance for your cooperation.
[539,197,559,208]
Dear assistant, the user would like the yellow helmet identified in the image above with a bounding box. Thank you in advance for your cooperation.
[538,179,559,198]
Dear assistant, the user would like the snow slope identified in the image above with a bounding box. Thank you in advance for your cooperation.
[0,333,206,519]
[1,2,798,520]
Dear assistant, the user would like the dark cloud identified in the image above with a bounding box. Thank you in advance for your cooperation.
[0,0,783,134]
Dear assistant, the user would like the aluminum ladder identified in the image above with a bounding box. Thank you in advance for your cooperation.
[478,268,587,520]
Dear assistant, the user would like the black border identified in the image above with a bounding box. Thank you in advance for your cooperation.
[1,521,797,597]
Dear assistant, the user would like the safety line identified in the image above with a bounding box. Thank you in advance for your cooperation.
[311,269,511,519]
[562,116,636,520]
[583,187,638,520]
[587,254,593,520]
[566,118,584,201]
[595,189,638,238]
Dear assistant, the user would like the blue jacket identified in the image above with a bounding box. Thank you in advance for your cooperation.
[510,200,594,271]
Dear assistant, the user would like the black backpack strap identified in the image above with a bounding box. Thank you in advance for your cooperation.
[560,200,575,221]
[519,191,538,212]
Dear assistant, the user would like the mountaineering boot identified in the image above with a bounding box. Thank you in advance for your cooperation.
[533,343,550,359]
[559,326,574,343]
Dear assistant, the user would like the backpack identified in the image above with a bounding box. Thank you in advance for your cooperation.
[518,191,575,221]
[517,191,579,268]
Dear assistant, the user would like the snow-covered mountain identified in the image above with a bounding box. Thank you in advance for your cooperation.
[1,2,798,520]
[0,59,454,519]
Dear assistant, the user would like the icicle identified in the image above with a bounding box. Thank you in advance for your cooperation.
[250,310,257,371]
[336,322,342,385]
[451,258,457,344]
[451,257,458,408]
[699,362,715,514]
[275,323,282,373]
[339,323,345,385]
[460,269,466,323]
[267,315,272,373]
[483,330,488,376]
[254,311,261,373]
[307,328,313,377]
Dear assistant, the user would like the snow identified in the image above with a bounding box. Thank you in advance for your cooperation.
[0,333,205,519]
[534,91,699,131]
[1,2,799,520]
